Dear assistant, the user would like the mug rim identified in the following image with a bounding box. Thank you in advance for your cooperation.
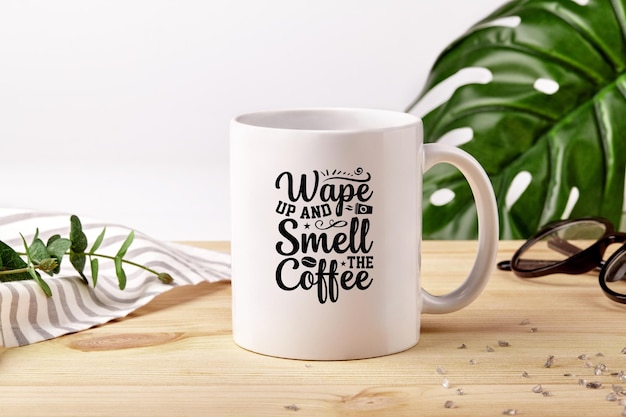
[232,107,421,133]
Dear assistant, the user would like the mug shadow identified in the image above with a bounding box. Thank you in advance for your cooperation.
[419,314,514,335]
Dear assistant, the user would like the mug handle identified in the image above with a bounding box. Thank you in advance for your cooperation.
[421,143,499,314]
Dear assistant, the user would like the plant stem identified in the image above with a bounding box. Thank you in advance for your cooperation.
[8,251,161,276]
[0,266,32,276]
[89,252,160,275]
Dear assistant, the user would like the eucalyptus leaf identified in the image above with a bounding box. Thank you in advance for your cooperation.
[0,240,31,282]
[407,0,626,239]
[114,256,127,290]
[27,238,49,265]
[89,227,106,255]
[70,252,87,284]
[27,266,51,297]
[47,237,71,273]
[90,257,99,287]
[69,214,88,252]
[68,215,88,283]
[47,234,61,246]
[20,234,52,296]
[116,231,134,258]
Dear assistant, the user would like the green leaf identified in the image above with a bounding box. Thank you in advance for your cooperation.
[69,215,88,252]
[0,240,31,282]
[47,237,71,274]
[408,0,626,239]
[69,215,88,284]
[90,257,99,287]
[28,237,49,265]
[70,252,87,284]
[112,231,133,291]
[89,227,106,255]
[47,234,61,246]
[27,267,52,297]
[20,234,52,296]
[47,237,71,258]
[116,230,134,258]
[114,256,127,290]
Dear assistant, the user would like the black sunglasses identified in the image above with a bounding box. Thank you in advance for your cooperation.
[497,217,626,304]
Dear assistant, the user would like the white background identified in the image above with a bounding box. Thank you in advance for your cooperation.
[0,0,506,241]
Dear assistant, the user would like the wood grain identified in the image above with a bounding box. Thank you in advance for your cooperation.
[1,241,626,417]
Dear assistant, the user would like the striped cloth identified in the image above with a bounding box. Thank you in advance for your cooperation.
[0,209,231,347]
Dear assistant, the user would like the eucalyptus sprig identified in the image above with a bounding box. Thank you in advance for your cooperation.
[0,215,174,296]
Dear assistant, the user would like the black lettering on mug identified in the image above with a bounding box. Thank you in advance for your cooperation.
[274,167,375,304]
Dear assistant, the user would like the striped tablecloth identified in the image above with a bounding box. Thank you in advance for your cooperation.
[0,209,231,348]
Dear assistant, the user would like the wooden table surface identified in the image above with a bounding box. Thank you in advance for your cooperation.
[1,241,626,417]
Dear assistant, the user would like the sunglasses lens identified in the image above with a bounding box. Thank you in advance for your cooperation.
[516,219,607,273]
[602,250,626,300]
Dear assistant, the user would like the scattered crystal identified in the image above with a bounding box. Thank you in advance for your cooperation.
[458,343,467,349]
[584,361,594,369]
[594,364,608,375]
[596,352,605,357]
[542,391,552,397]
[621,347,626,354]
[544,355,555,368]
[530,327,538,333]
[578,354,589,360]
[442,378,451,389]
[613,385,626,395]
[456,388,465,396]
[586,381,603,389]
[621,408,626,417]
[502,409,518,416]
[607,392,619,402]
[436,366,447,375]
[444,400,457,409]
[619,399,626,406]
[486,345,495,352]
[520,319,531,325]
[498,340,511,347]
[532,384,543,393]
[469,359,477,366]
[522,371,529,378]
[578,379,588,386]
[284,404,300,411]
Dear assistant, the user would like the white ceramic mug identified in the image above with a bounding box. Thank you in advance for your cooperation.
[230,108,498,360]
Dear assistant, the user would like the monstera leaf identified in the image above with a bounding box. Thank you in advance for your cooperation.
[408,0,626,239]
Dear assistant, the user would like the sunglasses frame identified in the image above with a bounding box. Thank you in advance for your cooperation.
[598,244,626,303]
[501,217,626,304]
